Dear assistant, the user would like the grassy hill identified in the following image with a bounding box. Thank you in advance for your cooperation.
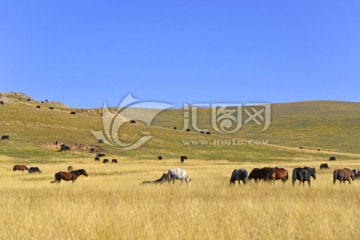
[0,92,359,162]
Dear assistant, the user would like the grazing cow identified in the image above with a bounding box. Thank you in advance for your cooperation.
[70,111,76,115]
[49,107,54,110]
[333,168,354,184]
[292,167,316,186]
[130,120,136,124]
[89,148,95,152]
[270,168,289,183]
[206,131,211,135]
[97,153,106,157]
[94,157,100,161]
[180,156,188,162]
[299,146,303,149]
[320,163,329,169]
[329,156,336,161]
[1,135,9,140]
[186,128,191,132]
[68,166,73,171]
[173,127,177,130]
[28,167,41,173]
[27,99,31,101]
[158,156,163,160]
[98,139,104,143]
[51,169,88,183]
[13,165,29,171]
[229,168,248,186]
[353,169,360,179]
[0,101,4,105]
[168,168,191,185]
[112,159,118,163]
[59,144,70,152]
[248,167,273,182]
[103,159,109,163]
[141,173,169,185]
[36,105,41,109]
[318,148,321,151]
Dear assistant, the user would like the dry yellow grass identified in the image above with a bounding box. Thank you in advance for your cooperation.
[0,157,359,240]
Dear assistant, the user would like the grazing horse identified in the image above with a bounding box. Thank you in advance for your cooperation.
[229,168,248,186]
[292,167,316,186]
[141,173,168,185]
[320,163,329,169]
[353,169,360,180]
[333,168,354,184]
[13,165,28,171]
[28,167,41,173]
[248,167,273,182]
[180,156,188,162]
[270,168,289,183]
[51,169,88,183]
[168,168,191,185]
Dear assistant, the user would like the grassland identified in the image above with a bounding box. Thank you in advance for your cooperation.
[1,92,360,239]
[0,156,359,240]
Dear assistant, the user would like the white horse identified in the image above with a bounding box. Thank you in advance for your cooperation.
[168,168,191,185]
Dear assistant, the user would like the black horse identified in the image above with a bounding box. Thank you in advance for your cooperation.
[292,167,316,186]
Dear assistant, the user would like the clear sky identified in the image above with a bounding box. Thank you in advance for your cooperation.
[1,1,359,108]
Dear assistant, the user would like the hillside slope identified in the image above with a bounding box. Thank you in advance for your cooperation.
[0,93,359,162]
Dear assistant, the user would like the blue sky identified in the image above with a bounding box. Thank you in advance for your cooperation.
[1,1,359,108]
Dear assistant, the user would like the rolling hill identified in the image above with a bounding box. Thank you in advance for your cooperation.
[0,92,359,162]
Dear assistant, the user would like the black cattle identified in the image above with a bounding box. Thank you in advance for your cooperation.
[130,120,136,124]
[299,146,303,149]
[89,148,95,153]
[103,159,109,164]
[173,127,177,130]
[94,157,100,161]
[329,156,336,161]
[320,163,329,169]
[158,156,163,160]
[1,135,9,140]
[353,169,360,180]
[59,144,70,152]
[49,107,54,110]
[97,153,106,157]
[180,156,188,162]
[229,168,248,186]
[248,167,273,182]
[0,101,5,105]
[206,131,211,135]
[186,129,191,132]
[70,111,76,115]
[28,167,41,174]
[27,98,31,101]
[112,159,118,163]
[36,105,41,109]
[98,139,104,143]
[318,148,321,151]
[292,167,316,186]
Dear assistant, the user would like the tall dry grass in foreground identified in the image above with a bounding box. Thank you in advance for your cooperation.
[0,159,359,240]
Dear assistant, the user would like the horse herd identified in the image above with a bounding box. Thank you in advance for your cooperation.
[229,166,360,186]
[11,164,360,186]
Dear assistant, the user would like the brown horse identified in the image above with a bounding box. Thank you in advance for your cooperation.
[333,168,354,184]
[51,169,88,183]
[13,165,29,171]
[270,168,289,183]
[140,173,168,185]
